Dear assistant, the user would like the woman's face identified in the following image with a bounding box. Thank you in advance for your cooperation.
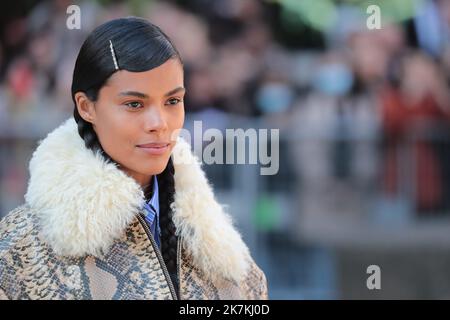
[76,58,185,188]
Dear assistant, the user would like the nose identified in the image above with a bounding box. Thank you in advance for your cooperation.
[143,105,168,133]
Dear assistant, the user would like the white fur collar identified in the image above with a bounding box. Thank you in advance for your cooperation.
[25,118,250,282]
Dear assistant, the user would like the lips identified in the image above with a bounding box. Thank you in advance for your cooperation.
[136,142,170,155]
[136,142,170,148]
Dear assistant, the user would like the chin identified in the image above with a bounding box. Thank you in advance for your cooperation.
[141,161,169,176]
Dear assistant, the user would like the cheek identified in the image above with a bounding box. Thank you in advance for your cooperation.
[94,112,135,159]
[168,108,185,134]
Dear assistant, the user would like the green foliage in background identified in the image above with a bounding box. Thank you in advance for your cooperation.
[267,0,421,32]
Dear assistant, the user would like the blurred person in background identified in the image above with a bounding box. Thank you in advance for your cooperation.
[0,17,267,300]
[380,51,450,214]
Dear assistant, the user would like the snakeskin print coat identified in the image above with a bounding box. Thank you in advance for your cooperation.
[0,119,268,300]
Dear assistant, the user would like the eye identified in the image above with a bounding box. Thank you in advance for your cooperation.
[165,97,183,106]
[125,101,143,109]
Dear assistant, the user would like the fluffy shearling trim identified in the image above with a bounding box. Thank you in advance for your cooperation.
[172,139,250,283]
[25,119,144,258]
[25,118,249,282]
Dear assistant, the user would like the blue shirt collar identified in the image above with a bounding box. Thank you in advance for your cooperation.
[142,175,160,224]
[148,175,159,215]
[142,175,161,248]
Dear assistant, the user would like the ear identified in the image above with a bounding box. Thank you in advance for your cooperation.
[74,92,96,124]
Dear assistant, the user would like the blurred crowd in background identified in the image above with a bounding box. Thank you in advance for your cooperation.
[1,0,450,299]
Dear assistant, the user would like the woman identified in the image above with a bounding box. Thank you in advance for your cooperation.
[0,17,268,300]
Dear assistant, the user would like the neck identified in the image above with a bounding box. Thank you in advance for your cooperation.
[120,166,152,190]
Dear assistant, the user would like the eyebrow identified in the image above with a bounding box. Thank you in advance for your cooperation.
[118,87,185,99]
